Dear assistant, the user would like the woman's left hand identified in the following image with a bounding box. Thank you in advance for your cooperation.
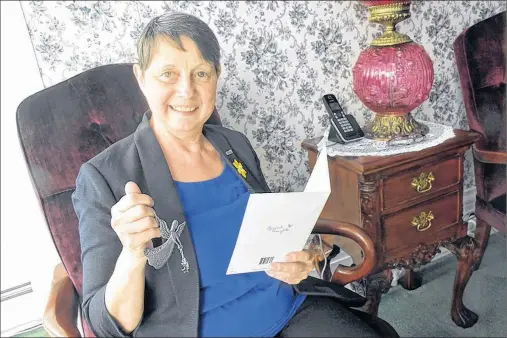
[266,250,314,285]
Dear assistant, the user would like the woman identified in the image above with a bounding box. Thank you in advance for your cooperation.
[72,12,381,337]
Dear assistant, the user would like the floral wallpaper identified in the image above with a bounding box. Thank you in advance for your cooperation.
[21,1,505,192]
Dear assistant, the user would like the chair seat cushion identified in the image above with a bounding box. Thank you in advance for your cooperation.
[474,160,506,203]
[491,193,506,214]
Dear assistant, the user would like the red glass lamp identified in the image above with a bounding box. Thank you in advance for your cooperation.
[352,0,434,141]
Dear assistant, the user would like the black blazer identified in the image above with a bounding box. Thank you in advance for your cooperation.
[71,112,279,337]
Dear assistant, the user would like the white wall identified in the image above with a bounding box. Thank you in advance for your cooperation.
[1,1,61,333]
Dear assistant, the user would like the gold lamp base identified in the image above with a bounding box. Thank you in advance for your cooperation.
[363,113,429,142]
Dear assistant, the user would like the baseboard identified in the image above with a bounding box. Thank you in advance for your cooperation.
[1,282,32,302]
[463,186,476,232]
[326,187,480,286]
[461,186,498,235]
[1,320,42,337]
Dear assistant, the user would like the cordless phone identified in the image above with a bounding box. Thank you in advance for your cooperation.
[322,94,364,144]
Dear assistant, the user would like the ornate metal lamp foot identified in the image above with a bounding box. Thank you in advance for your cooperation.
[362,113,429,142]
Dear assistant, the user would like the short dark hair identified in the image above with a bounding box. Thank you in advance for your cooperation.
[136,12,221,73]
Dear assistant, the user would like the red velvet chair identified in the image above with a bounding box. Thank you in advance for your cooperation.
[454,11,506,259]
[16,63,396,337]
[454,11,506,270]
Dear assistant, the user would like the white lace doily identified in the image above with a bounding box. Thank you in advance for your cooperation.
[317,120,455,157]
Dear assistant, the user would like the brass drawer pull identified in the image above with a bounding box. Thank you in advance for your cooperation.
[411,172,435,193]
[412,211,434,232]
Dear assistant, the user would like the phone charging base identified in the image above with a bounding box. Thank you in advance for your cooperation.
[328,126,344,144]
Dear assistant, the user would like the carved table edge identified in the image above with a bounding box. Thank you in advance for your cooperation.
[384,236,458,270]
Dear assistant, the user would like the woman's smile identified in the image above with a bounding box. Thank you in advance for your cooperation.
[169,105,199,114]
[170,105,198,112]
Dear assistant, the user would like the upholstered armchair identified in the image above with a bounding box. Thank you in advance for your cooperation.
[16,64,398,337]
[454,11,506,245]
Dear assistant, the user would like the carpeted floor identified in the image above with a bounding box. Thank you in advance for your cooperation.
[379,232,506,337]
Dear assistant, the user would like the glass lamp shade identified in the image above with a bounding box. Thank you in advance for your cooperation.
[352,42,434,116]
[352,42,434,140]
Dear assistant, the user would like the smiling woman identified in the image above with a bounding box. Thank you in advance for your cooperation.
[72,11,387,338]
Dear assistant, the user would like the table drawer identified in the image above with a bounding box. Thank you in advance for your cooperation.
[382,157,460,210]
[383,191,460,252]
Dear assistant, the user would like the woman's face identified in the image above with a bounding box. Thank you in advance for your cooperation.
[134,35,219,135]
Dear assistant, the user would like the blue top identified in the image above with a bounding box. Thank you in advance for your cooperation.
[174,158,306,337]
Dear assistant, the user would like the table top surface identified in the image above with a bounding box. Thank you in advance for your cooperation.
[301,129,481,174]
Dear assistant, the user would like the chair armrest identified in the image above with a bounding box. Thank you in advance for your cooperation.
[473,143,507,164]
[312,219,377,285]
[43,263,81,337]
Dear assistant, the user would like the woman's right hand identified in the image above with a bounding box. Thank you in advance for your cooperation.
[110,181,161,261]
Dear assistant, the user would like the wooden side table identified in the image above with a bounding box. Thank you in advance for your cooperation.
[302,129,486,328]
